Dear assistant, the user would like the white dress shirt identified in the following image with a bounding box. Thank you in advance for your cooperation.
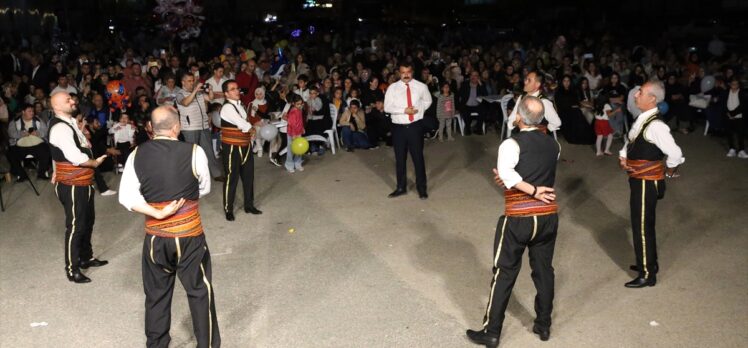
[727,89,742,119]
[118,137,211,211]
[496,127,560,189]
[507,91,562,132]
[220,98,252,132]
[205,76,228,104]
[619,107,685,168]
[109,123,136,144]
[49,115,91,166]
[384,79,433,124]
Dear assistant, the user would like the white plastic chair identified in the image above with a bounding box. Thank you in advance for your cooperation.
[303,103,339,155]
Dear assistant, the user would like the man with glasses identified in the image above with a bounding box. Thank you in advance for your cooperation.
[219,80,262,221]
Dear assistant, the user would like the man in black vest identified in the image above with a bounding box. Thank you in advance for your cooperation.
[619,81,684,288]
[467,96,559,347]
[506,71,562,136]
[219,80,261,221]
[48,92,108,283]
[118,106,220,347]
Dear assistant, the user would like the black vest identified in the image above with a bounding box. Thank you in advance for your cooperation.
[48,116,93,162]
[627,115,665,161]
[133,138,200,202]
[220,102,243,128]
[513,129,559,187]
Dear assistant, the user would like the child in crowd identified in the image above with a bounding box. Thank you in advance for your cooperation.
[434,81,456,141]
[594,101,615,156]
[109,113,136,170]
[285,94,305,173]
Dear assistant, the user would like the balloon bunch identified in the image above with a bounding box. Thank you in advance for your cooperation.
[153,0,205,40]
[105,81,131,113]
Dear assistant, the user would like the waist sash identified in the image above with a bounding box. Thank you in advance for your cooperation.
[504,188,558,217]
[626,159,665,180]
[145,200,204,238]
[221,127,251,147]
[54,161,94,186]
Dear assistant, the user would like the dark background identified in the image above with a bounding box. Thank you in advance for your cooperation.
[1,0,746,51]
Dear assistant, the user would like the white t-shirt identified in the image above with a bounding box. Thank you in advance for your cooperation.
[205,77,228,104]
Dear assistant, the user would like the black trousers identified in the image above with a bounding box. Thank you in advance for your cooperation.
[221,144,254,213]
[482,214,558,336]
[115,142,131,166]
[54,183,95,276]
[629,178,661,279]
[392,121,427,194]
[93,169,110,192]
[726,117,745,151]
[142,234,220,348]
[8,144,51,177]
[462,104,484,134]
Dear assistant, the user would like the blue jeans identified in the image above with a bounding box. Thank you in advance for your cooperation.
[341,127,371,148]
[285,135,303,171]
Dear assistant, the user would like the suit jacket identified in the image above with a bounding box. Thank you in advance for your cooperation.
[458,81,488,112]
[29,64,51,92]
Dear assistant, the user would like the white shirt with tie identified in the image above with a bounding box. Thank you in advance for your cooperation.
[507,91,562,132]
[384,79,433,125]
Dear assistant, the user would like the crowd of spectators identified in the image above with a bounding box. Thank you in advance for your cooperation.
[1,19,746,186]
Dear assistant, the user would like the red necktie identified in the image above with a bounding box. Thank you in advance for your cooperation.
[406,83,414,122]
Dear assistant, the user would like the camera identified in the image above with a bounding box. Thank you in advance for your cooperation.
[201,84,211,93]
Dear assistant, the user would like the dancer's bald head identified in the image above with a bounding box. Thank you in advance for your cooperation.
[50,92,76,117]
[518,95,545,126]
[151,106,180,136]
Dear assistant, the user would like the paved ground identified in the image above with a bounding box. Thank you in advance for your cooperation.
[1,129,746,348]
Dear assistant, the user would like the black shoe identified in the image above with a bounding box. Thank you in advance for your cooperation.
[466,329,499,348]
[244,206,263,215]
[80,258,108,269]
[346,147,354,152]
[225,212,235,221]
[37,173,50,180]
[214,176,226,183]
[388,189,406,198]
[625,275,656,288]
[419,192,428,200]
[16,176,27,183]
[532,325,550,341]
[67,271,91,284]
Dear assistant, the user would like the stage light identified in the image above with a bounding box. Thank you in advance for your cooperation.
[357,18,363,22]
[264,14,278,23]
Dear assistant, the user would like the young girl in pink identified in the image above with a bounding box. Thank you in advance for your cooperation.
[285,94,305,172]
[594,102,616,156]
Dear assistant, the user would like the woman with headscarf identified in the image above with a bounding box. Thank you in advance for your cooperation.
[556,75,594,144]
[250,86,282,166]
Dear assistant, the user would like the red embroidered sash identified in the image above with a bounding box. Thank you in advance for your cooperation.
[626,159,665,180]
[54,161,94,186]
[145,200,204,238]
[504,188,558,217]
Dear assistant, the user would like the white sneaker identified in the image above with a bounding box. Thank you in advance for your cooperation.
[727,149,737,157]
[296,165,304,172]
[738,150,748,159]
[101,190,117,196]
[286,168,295,173]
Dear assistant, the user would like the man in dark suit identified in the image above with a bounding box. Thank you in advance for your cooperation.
[28,55,51,93]
[458,71,489,135]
